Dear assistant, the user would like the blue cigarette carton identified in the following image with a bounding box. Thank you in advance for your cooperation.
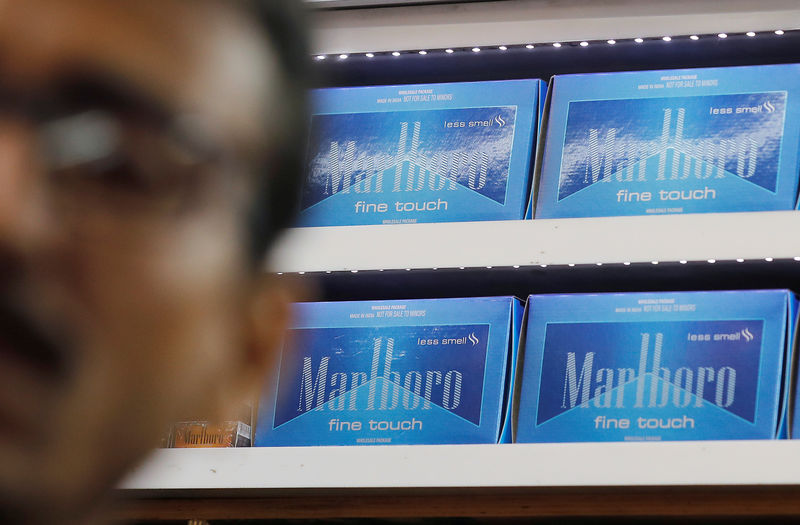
[256,297,522,446]
[788,320,800,439]
[299,80,544,226]
[533,65,800,218]
[515,290,797,443]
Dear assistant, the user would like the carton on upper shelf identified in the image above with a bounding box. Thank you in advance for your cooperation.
[531,64,800,218]
[299,79,545,226]
[514,290,798,443]
[255,296,523,446]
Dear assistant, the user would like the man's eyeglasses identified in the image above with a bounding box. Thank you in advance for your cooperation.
[0,71,238,217]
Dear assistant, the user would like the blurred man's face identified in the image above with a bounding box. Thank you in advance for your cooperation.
[0,0,286,522]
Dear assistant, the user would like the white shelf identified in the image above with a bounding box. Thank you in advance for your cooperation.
[311,0,800,54]
[267,211,800,273]
[120,441,800,491]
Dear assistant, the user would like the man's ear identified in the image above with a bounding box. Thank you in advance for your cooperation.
[235,273,310,405]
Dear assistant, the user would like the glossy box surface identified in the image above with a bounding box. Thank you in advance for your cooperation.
[256,297,522,446]
[516,290,796,442]
[534,65,800,218]
[299,80,543,226]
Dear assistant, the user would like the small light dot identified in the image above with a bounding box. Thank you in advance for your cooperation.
[623,262,631,266]
[315,55,326,60]
[277,272,284,275]
[378,269,384,272]
[794,257,800,261]
[526,44,535,49]
[634,37,644,43]
[405,268,411,271]
[298,271,306,275]
[513,265,521,269]
[580,41,589,47]
[736,258,745,263]
[392,51,401,56]
[717,33,727,39]
[651,261,659,265]
[445,49,454,54]
[552,42,562,48]
[459,266,465,270]
[596,262,603,266]
[432,267,438,270]
[365,53,374,58]
[339,54,348,59]
[568,263,575,267]
[326,270,332,274]
[350,269,358,273]
[679,260,688,265]
[690,35,699,40]
[775,30,785,35]
[486,266,493,269]
[662,36,672,42]
[607,39,616,45]
[418,50,427,55]
[472,47,481,53]
[766,257,774,262]
[499,45,508,51]
[539,264,547,268]
[746,31,756,37]
[707,259,716,264]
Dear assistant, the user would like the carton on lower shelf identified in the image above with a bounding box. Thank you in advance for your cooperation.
[170,402,254,448]
[255,297,522,446]
[172,421,252,448]
[515,290,797,442]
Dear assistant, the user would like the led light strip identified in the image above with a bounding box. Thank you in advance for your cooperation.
[275,257,800,275]
[312,29,791,61]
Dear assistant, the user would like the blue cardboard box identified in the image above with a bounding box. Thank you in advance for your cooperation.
[533,65,800,218]
[256,297,523,446]
[299,80,544,226]
[788,315,800,438]
[515,290,797,442]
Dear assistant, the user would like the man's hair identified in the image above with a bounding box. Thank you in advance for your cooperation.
[246,0,311,263]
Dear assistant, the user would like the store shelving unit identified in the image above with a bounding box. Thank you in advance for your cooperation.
[312,0,800,56]
[116,0,800,521]
[111,442,800,520]
[119,441,800,491]
[269,211,800,272]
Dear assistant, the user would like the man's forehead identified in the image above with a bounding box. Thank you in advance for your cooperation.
[0,0,274,144]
